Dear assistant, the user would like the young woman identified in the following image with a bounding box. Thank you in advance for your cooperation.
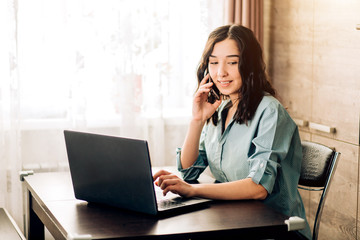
[153,24,311,239]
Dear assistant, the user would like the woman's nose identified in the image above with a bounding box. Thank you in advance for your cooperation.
[217,64,228,78]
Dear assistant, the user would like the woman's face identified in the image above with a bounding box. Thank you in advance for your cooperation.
[208,38,242,101]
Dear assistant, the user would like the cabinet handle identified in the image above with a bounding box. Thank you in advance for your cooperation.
[293,118,308,127]
[357,24,360,30]
[309,122,335,133]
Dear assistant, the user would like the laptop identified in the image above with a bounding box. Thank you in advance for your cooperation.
[63,130,211,215]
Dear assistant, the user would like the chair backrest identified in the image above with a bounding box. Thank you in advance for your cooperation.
[298,141,340,240]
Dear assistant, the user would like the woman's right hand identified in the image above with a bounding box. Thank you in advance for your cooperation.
[153,169,195,198]
[192,74,222,122]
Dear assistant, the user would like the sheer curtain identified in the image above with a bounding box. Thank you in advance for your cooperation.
[0,0,224,232]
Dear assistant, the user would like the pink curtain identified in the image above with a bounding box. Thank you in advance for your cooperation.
[225,0,263,45]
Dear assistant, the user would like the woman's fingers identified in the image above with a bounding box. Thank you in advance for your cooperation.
[195,86,211,98]
[199,75,213,89]
[159,178,180,191]
[153,170,180,189]
[212,98,222,109]
[153,170,193,197]
[162,184,180,196]
[157,174,179,188]
[160,178,191,197]
[195,82,214,101]
[200,73,210,85]
[153,169,171,181]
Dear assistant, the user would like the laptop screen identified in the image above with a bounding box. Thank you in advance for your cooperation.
[64,130,158,214]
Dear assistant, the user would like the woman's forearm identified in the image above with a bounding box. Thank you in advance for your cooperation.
[180,119,206,169]
[191,178,268,200]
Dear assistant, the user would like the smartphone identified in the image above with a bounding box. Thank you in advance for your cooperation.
[204,69,220,103]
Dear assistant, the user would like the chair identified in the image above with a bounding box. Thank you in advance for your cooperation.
[298,141,340,240]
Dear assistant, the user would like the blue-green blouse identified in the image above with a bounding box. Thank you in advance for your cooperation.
[176,95,311,239]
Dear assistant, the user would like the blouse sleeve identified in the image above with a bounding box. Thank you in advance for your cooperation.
[247,102,297,194]
[176,125,209,181]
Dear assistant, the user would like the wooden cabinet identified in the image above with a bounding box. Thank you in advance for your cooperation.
[311,0,360,145]
[265,0,360,145]
[264,1,360,239]
[264,0,314,126]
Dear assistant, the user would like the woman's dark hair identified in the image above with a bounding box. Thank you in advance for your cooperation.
[196,24,276,125]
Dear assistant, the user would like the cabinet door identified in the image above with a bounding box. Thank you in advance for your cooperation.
[311,0,360,145]
[310,135,358,240]
[264,0,313,123]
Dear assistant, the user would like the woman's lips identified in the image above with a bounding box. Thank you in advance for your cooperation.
[217,80,232,87]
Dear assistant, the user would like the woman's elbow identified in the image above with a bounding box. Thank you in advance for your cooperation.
[253,186,268,200]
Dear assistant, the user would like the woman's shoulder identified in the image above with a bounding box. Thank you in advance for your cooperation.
[256,95,293,122]
[251,95,298,136]
[257,95,282,112]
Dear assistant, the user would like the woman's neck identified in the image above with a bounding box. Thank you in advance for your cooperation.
[230,96,240,110]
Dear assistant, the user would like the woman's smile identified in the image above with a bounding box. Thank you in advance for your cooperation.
[217,80,232,87]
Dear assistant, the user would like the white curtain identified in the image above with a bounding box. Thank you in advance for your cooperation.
[0,0,224,232]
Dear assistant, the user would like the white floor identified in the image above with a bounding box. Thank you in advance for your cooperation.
[45,228,55,240]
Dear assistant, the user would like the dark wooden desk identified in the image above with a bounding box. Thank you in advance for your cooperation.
[23,171,294,240]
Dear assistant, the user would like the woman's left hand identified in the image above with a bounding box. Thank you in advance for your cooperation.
[153,170,194,198]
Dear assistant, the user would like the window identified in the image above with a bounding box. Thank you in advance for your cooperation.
[17,0,224,128]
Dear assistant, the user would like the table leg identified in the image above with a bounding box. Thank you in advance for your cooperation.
[28,193,45,240]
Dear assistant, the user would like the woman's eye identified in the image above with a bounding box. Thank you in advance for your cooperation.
[209,62,218,65]
[228,62,238,65]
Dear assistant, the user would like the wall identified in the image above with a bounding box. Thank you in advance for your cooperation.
[263,1,360,239]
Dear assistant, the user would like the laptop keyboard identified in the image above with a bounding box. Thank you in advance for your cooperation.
[156,191,186,209]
